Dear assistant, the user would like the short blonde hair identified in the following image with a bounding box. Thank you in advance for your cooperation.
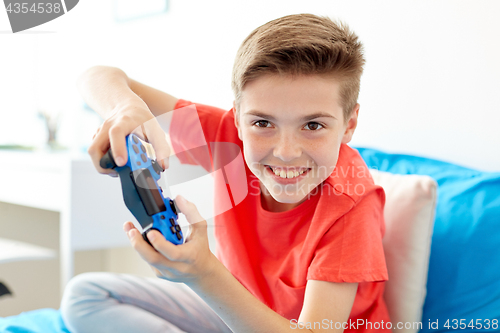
[232,14,365,123]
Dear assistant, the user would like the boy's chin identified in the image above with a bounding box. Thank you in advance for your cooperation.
[265,189,311,205]
[259,179,322,204]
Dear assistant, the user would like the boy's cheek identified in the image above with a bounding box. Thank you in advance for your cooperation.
[242,140,269,164]
[243,151,264,178]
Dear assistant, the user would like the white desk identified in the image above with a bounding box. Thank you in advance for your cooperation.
[0,150,135,293]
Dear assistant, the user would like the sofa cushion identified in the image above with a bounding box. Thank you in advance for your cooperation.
[357,147,500,332]
[370,170,436,333]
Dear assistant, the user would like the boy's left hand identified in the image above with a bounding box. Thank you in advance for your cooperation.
[124,195,218,285]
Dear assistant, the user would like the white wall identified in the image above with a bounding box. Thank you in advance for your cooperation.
[1,0,499,171]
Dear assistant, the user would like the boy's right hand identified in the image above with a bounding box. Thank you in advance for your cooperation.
[88,101,171,176]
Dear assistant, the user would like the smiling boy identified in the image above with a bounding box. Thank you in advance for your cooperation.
[62,14,390,333]
[236,74,352,210]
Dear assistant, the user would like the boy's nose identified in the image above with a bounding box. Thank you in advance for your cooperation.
[273,132,302,162]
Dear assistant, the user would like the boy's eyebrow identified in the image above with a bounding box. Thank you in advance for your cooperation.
[301,112,337,121]
[244,111,277,121]
[244,110,337,121]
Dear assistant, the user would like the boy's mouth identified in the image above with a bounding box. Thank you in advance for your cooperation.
[265,165,311,179]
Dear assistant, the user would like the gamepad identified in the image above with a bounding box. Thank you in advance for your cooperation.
[99,134,183,246]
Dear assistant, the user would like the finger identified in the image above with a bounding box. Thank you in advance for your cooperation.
[127,228,167,264]
[142,118,171,170]
[146,230,183,262]
[130,124,147,141]
[123,221,136,233]
[174,195,207,232]
[92,127,100,140]
[108,125,129,167]
[88,125,117,176]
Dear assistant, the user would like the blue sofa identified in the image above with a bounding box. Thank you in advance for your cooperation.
[357,148,500,332]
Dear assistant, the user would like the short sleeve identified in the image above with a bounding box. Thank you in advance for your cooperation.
[307,187,388,283]
[170,99,227,170]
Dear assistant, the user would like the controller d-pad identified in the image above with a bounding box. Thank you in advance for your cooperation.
[141,154,147,162]
[133,145,139,154]
[175,225,181,232]
[169,218,175,226]
[170,226,176,233]
[176,232,182,240]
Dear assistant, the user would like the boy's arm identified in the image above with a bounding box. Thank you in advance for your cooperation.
[190,262,357,333]
[78,66,177,173]
[77,66,178,118]
[299,280,358,331]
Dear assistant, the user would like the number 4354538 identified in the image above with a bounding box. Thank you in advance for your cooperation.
[6,2,62,14]
[444,319,498,330]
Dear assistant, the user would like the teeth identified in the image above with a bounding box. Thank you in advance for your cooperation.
[269,166,307,179]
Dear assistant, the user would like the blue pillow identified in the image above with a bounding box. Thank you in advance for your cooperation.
[0,308,69,333]
[356,147,500,332]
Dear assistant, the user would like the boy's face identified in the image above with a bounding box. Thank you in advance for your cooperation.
[234,74,359,212]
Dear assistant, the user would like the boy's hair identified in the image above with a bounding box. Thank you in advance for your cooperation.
[232,13,365,123]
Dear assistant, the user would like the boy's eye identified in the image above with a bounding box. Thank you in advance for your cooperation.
[304,122,323,131]
[253,120,272,128]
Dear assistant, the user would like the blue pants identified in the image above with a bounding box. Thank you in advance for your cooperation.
[60,272,233,333]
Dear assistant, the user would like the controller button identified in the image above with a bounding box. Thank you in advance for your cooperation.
[169,218,176,226]
[136,161,141,166]
[133,145,139,154]
[176,232,182,240]
[141,154,147,162]
[170,226,176,233]
[160,215,165,220]
[140,144,146,153]
[175,225,181,231]
[133,136,139,144]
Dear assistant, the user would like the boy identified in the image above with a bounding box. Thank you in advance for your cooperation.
[62,14,390,332]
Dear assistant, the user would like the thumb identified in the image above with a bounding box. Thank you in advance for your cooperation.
[175,195,206,226]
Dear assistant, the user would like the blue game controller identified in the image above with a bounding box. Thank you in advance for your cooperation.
[99,134,183,246]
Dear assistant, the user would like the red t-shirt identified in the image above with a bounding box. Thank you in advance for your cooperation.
[170,99,391,332]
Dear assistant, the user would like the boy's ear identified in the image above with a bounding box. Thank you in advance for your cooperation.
[233,101,243,141]
[341,103,359,144]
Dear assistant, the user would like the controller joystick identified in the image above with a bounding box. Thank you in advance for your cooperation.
[151,159,164,175]
[100,150,117,169]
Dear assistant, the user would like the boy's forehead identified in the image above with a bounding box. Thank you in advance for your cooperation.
[239,74,343,118]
